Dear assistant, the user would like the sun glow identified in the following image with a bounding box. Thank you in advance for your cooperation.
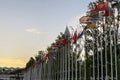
[0,58,26,68]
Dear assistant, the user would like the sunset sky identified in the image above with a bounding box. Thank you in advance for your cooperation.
[0,0,95,68]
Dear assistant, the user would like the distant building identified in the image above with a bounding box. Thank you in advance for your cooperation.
[0,67,24,80]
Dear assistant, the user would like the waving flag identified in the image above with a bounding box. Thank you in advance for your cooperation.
[103,8,114,16]
[57,38,68,46]
[73,31,77,44]
[52,43,63,48]
[77,31,84,39]
[112,2,120,9]
[94,1,108,12]
[79,16,92,24]
[85,23,96,29]
[107,0,114,2]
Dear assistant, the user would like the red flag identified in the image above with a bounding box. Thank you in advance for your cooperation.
[103,8,114,16]
[52,43,63,48]
[94,1,108,12]
[58,38,68,44]
[73,31,77,44]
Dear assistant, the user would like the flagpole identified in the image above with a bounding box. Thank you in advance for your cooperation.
[57,48,59,80]
[114,4,120,80]
[96,31,100,80]
[70,26,74,80]
[75,45,78,80]
[103,15,108,80]
[80,61,82,80]
[65,46,67,80]
[68,40,70,80]
[108,27,113,80]
[71,44,73,80]
[63,47,65,80]
[84,30,87,80]
[92,29,95,80]
[58,48,60,80]
[100,31,103,80]
[59,48,62,80]
[114,25,118,80]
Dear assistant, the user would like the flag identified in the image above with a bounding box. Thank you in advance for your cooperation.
[90,12,99,18]
[52,43,63,48]
[94,1,108,12]
[73,31,77,44]
[102,8,114,16]
[85,23,96,29]
[79,16,92,24]
[92,18,99,23]
[57,38,68,46]
[77,31,84,39]
[112,2,120,9]
[107,0,114,2]
[90,9,99,13]
[49,50,56,59]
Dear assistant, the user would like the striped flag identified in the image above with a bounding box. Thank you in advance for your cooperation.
[79,16,92,24]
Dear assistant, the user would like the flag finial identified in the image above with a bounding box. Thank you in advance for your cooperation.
[64,26,70,37]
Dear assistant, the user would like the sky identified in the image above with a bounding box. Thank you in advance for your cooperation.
[0,0,96,68]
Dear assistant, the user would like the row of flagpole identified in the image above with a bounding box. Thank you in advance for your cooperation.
[23,0,120,80]
[23,25,119,80]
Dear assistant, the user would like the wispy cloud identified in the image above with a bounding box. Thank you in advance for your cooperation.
[25,28,42,34]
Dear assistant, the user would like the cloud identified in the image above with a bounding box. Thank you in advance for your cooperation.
[25,28,42,34]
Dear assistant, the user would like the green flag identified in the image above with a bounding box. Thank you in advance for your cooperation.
[112,2,120,9]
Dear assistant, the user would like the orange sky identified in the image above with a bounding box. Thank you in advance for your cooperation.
[0,58,26,68]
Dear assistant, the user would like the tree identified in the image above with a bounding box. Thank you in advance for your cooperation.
[25,57,35,69]
[35,50,44,61]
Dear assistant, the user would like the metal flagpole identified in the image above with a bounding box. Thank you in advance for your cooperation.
[84,30,87,80]
[69,26,74,80]
[57,48,59,80]
[105,27,108,80]
[109,27,113,80]
[75,45,77,80]
[96,31,100,80]
[68,41,70,80]
[65,46,67,80]
[103,16,108,80]
[62,47,65,80]
[50,58,52,80]
[79,61,81,80]
[114,25,118,80]
[58,49,60,80]
[100,30,103,80]
[77,36,82,80]
[59,48,61,80]
[71,45,73,80]
[92,29,95,80]
[39,63,41,80]
[114,5,120,80]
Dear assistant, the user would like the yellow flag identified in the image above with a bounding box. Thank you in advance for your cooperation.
[86,23,96,29]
